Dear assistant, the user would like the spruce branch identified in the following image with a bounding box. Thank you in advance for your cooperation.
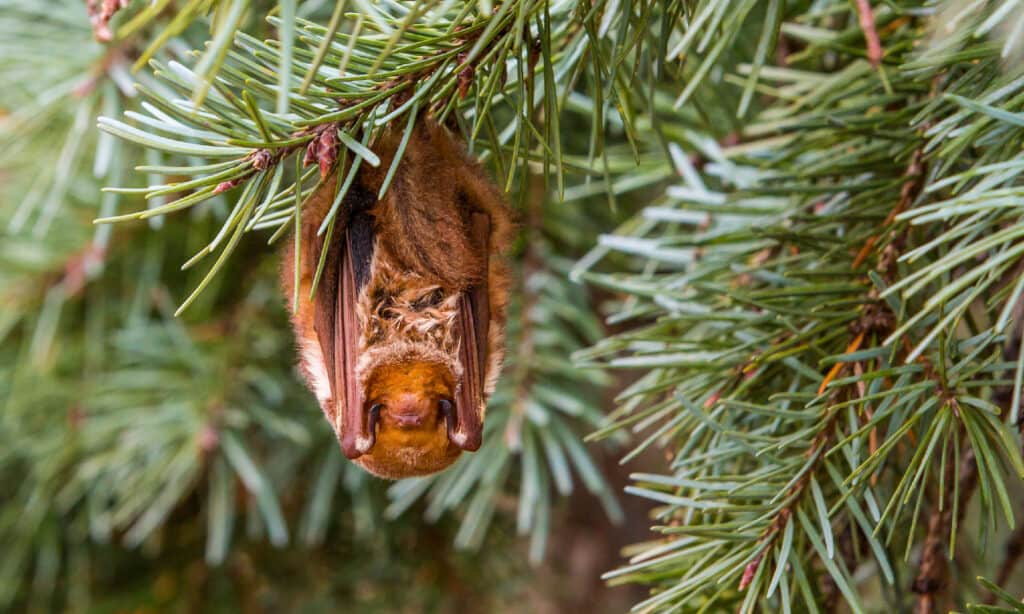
[578,1,1024,610]
[912,442,978,614]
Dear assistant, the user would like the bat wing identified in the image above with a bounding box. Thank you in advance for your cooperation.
[314,212,375,459]
[449,212,491,452]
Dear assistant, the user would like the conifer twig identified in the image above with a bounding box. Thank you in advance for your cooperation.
[912,444,978,613]
[853,0,884,68]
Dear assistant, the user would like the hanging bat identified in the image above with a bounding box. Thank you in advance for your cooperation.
[282,119,514,479]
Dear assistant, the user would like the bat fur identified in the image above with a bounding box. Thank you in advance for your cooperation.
[281,120,514,478]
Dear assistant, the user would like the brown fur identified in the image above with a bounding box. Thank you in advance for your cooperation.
[282,119,515,479]
[354,246,463,393]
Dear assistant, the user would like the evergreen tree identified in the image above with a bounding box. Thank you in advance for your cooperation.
[2,1,1024,612]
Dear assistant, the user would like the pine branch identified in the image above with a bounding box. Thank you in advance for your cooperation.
[579,1,1024,610]
[912,444,977,614]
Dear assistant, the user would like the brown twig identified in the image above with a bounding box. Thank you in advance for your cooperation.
[740,140,916,591]
[739,377,853,591]
[993,524,1024,595]
[853,0,885,69]
[225,24,498,195]
[852,148,924,270]
[912,442,978,613]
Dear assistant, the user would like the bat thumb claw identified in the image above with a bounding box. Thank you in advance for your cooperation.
[448,428,482,452]
[339,432,375,459]
[339,402,380,458]
[442,400,481,451]
[355,435,375,454]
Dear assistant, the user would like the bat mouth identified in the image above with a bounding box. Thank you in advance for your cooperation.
[390,412,426,428]
[372,394,445,433]
[349,400,465,479]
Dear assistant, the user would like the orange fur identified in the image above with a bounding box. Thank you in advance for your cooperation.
[355,361,461,478]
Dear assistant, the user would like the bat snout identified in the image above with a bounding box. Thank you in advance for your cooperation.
[383,392,438,430]
[390,411,426,428]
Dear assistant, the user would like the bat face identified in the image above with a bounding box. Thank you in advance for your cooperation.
[354,360,463,479]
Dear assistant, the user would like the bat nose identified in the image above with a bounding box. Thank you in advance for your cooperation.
[391,412,425,427]
[386,393,433,429]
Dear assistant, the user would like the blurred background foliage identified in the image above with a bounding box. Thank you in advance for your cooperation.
[3,0,1024,613]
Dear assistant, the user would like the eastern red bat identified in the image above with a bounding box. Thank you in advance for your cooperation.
[282,119,514,479]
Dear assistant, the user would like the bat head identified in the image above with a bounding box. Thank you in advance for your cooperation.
[352,359,465,479]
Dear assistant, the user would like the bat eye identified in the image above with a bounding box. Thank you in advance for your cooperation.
[369,403,384,416]
[438,398,454,416]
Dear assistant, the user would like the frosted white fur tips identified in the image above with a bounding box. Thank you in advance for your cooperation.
[300,340,331,404]
[355,435,374,453]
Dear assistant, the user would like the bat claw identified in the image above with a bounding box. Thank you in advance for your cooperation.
[361,404,381,452]
[441,399,481,451]
[340,404,380,458]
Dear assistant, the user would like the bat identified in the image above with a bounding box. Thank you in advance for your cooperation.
[281,119,514,479]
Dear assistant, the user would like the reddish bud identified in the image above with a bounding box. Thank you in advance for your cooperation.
[739,554,763,590]
[251,149,273,171]
[214,179,241,194]
[86,0,129,42]
[317,129,338,178]
[62,244,106,296]
[457,52,473,100]
[198,424,220,453]
[303,139,317,168]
